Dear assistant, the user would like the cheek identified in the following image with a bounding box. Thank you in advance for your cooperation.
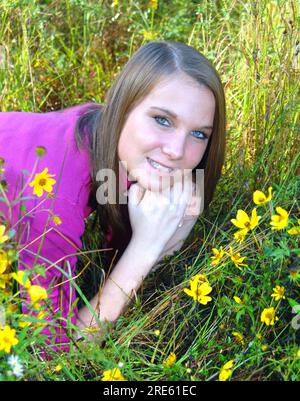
[118,118,139,158]
[118,121,156,162]
[129,125,160,153]
[117,132,129,161]
[184,143,208,169]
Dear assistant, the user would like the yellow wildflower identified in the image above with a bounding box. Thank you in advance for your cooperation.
[260,307,279,326]
[54,364,63,372]
[18,314,31,328]
[11,270,31,289]
[149,0,158,10]
[142,31,158,41]
[233,296,243,304]
[288,269,300,283]
[154,330,160,336]
[33,59,42,68]
[227,247,247,270]
[270,207,289,230]
[101,368,125,381]
[210,247,225,266]
[19,311,48,328]
[0,325,19,353]
[297,349,300,358]
[28,285,48,305]
[261,344,268,351]
[288,227,300,235]
[253,187,272,205]
[0,273,11,289]
[83,327,101,334]
[184,277,212,305]
[163,352,176,368]
[52,215,62,225]
[219,360,234,381]
[231,208,261,232]
[0,250,9,274]
[287,220,300,235]
[233,228,248,243]
[29,168,56,198]
[34,311,48,327]
[271,285,285,301]
[0,225,9,244]
[190,273,209,285]
[7,304,18,315]
[232,331,245,345]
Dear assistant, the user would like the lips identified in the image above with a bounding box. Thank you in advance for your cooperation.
[146,157,174,172]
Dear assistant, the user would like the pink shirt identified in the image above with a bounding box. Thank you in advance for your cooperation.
[0,104,99,353]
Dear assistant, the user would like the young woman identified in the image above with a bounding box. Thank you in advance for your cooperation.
[0,41,226,353]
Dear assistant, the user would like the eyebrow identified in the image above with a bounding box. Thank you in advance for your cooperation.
[150,106,213,131]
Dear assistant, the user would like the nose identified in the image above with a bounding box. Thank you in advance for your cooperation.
[161,131,186,160]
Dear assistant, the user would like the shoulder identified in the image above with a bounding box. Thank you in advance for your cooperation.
[0,103,100,219]
[0,102,100,154]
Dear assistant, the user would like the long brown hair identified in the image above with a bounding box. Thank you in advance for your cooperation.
[75,41,226,258]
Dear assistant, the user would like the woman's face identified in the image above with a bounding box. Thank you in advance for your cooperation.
[118,73,215,192]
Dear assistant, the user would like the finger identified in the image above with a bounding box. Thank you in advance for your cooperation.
[128,183,146,206]
[185,197,201,217]
[184,187,203,217]
[137,184,146,203]
[181,175,194,204]
[168,171,186,206]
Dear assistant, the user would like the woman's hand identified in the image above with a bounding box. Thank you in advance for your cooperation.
[157,188,201,260]
[156,184,202,262]
[128,177,194,258]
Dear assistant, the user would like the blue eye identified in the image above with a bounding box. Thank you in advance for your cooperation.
[154,116,170,127]
[191,131,208,140]
[154,115,208,140]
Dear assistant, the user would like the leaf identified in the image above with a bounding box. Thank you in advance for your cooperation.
[217,307,223,318]
[287,297,299,309]
[236,309,245,324]
[34,264,47,278]
[263,246,291,261]
[248,309,256,326]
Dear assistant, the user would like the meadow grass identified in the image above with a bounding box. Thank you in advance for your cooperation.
[0,0,299,380]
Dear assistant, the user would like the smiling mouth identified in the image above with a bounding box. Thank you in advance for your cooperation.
[146,157,174,173]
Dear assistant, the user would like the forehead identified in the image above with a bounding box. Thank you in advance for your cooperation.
[139,74,215,124]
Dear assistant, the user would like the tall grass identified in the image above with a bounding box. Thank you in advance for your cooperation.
[0,0,299,380]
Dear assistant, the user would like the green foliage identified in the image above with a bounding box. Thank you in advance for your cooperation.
[0,0,299,381]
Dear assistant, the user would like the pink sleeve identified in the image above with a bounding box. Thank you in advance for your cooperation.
[18,195,85,354]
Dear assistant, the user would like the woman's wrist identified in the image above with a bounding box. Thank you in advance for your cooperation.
[128,236,163,266]
[76,237,160,334]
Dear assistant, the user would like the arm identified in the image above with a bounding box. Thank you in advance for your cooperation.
[75,238,160,334]
[75,179,196,338]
